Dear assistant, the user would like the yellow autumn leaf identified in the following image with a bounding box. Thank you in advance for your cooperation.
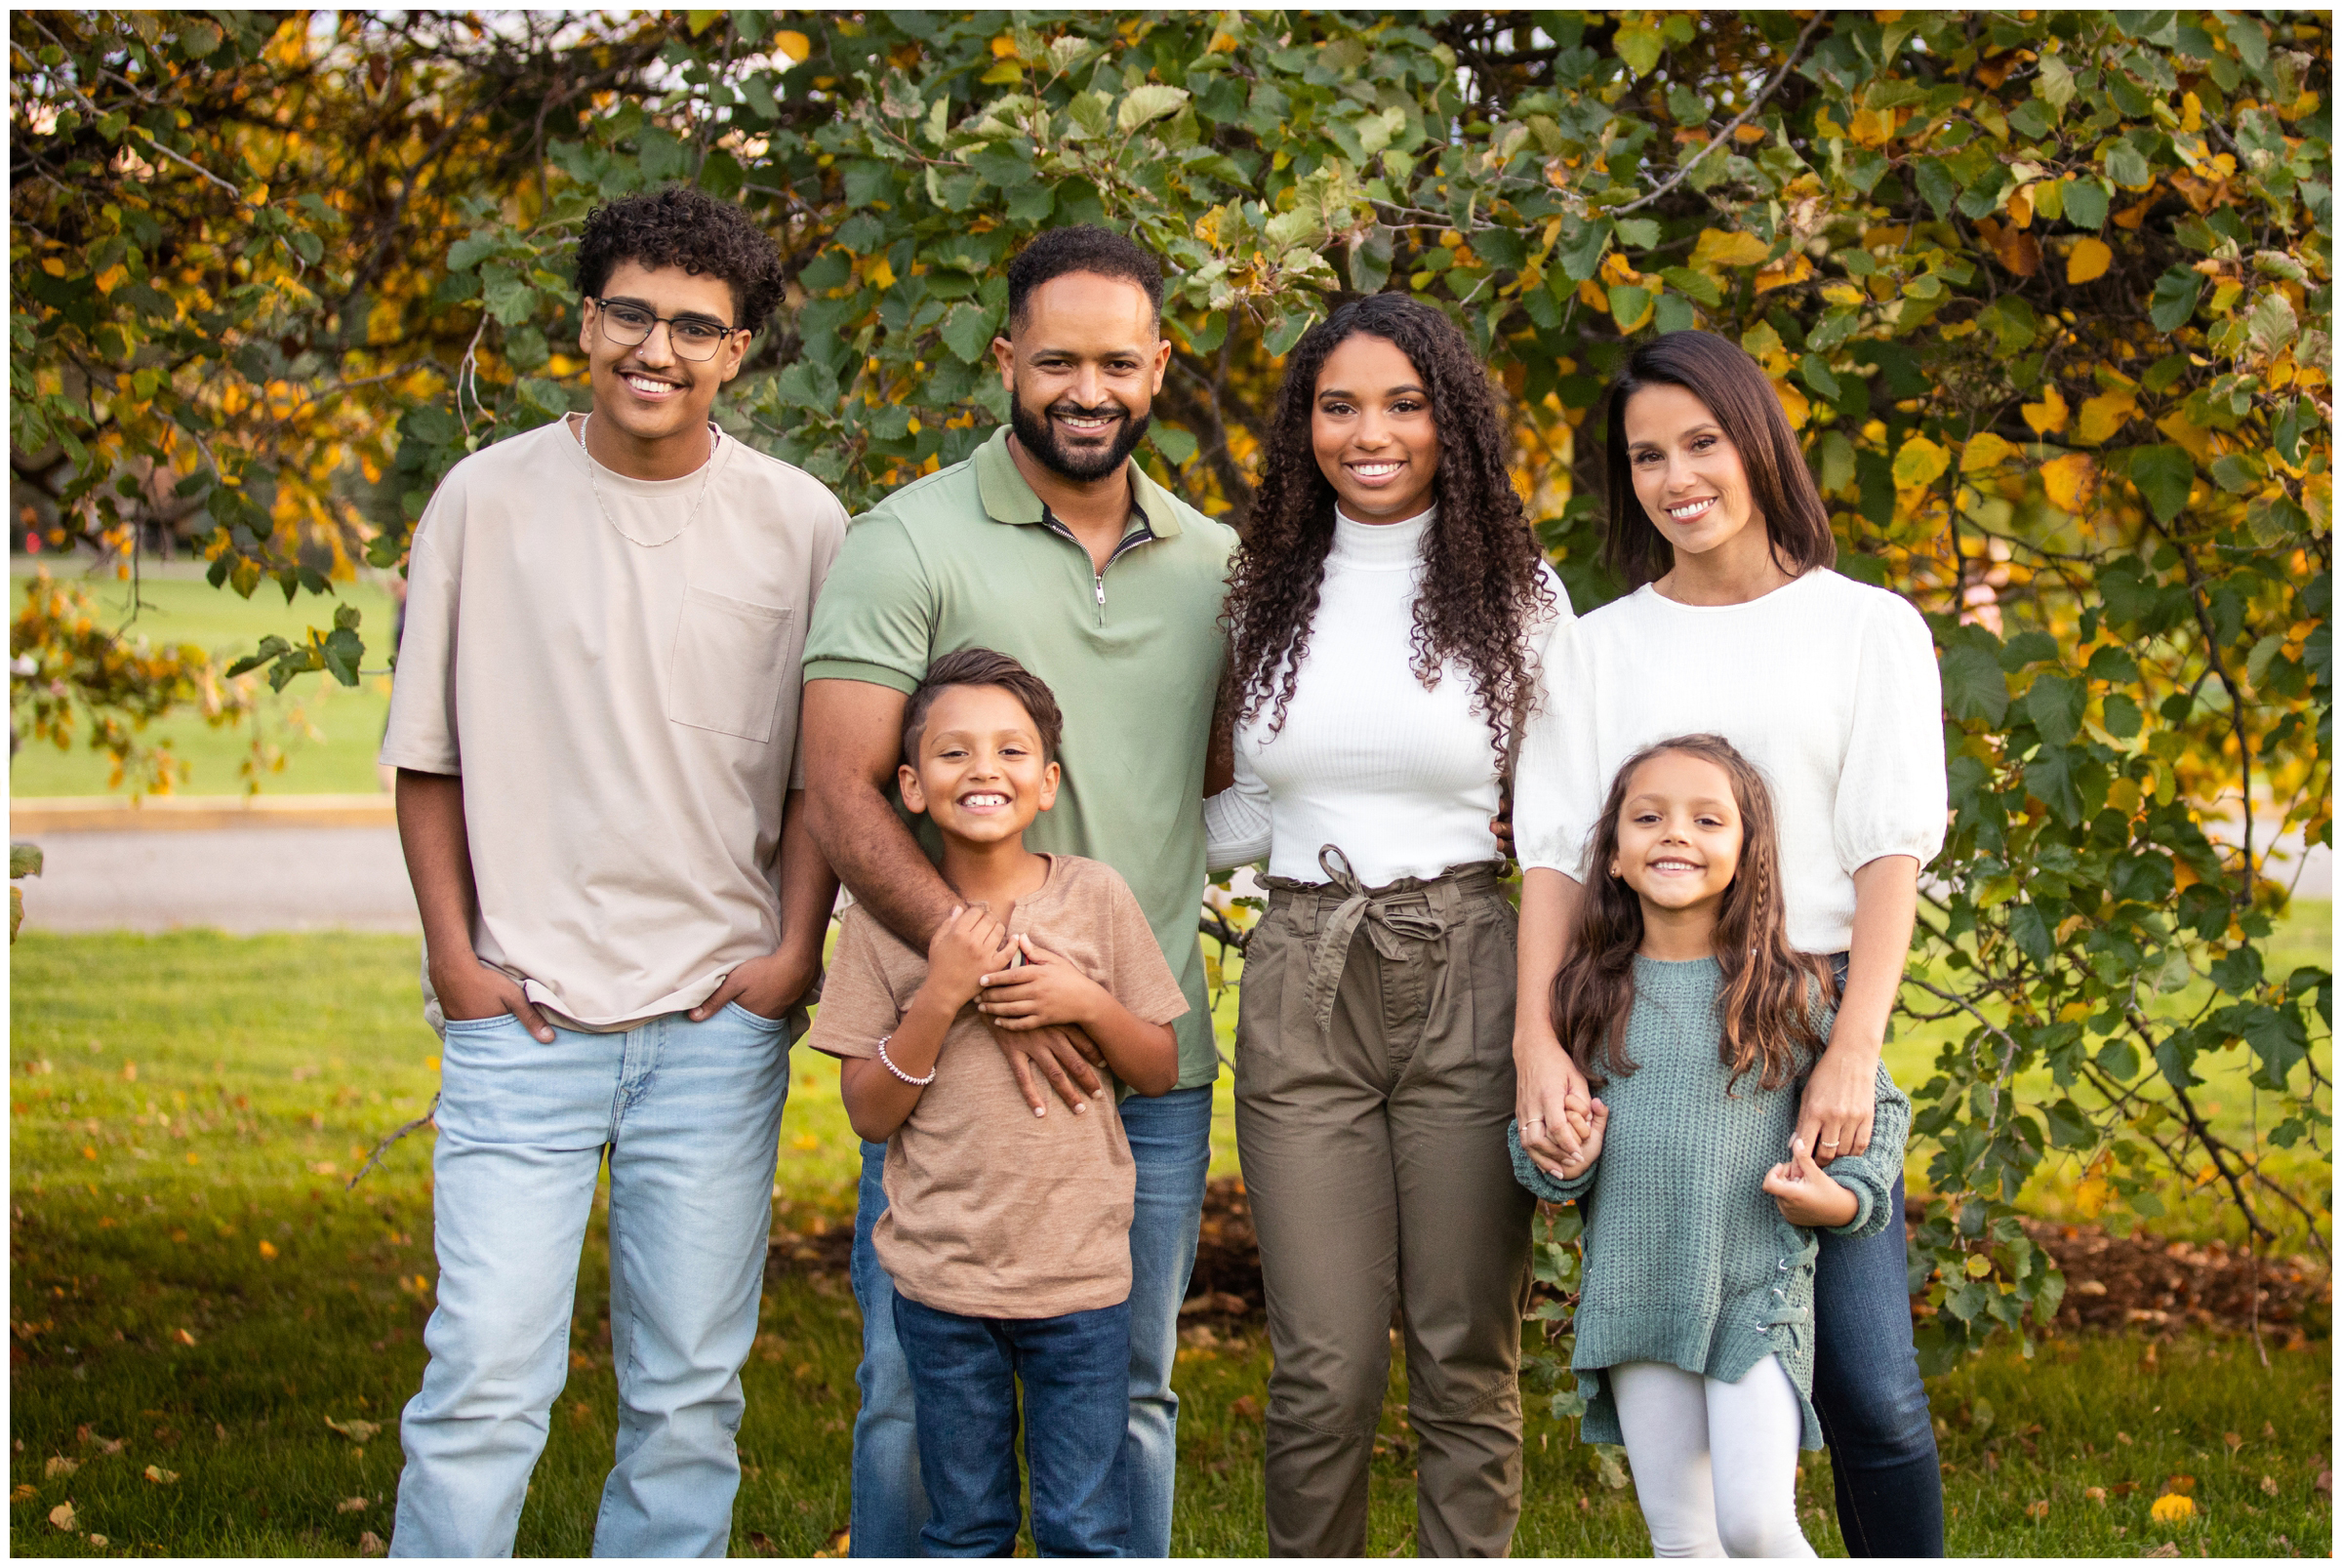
[1690,227,1771,271]
[2021,384,2070,436]
[1961,431,2019,472]
[1598,250,1642,287]
[2149,1494,2196,1524]
[2067,236,2114,284]
[1577,277,1609,312]
[2041,453,2099,513]
[259,1239,279,1260]
[2074,1177,2111,1217]
[1771,379,1810,428]
[1847,103,1900,147]
[143,1465,179,1484]
[95,263,130,295]
[1891,435,1950,489]
[866,256,897,291]
[989,34,1018,58]
[1821,281,1866,307]
[1754,252,1812,295]
[771,29,810,63]
[2074,390,2136,445]
[1963,1253,1994,1278]
[49,1502,75,1532]
[2156,409,2215,462]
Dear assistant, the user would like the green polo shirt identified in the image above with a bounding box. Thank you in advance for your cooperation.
[803,424,1236,1089]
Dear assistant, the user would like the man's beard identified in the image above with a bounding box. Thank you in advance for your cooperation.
[1009,388,1151,482]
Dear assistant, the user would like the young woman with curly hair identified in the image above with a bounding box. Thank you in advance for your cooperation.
[1512,329,1948,1555]
[1203,292,1569,1556]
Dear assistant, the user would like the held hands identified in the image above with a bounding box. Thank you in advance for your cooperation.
[976,935,1110,1032]
[920,904,1017,1013]
[1552,1099,1607,1181]
[1762,1136,1860,1228]
[1515,1027,1594,1169]
[1794,1041,1879,1166]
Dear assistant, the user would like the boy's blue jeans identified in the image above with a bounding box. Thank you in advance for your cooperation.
[849,1084,1213,1557]
[389,1003,790,1558]
[891,1294,1134,1556]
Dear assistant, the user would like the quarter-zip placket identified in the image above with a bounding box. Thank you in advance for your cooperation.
[1041,514,1157,627]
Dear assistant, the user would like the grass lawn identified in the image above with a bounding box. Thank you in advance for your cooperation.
[11,560,399,798]
[11,929,2330,1556]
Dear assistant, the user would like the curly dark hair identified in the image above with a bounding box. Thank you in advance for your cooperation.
[573,185,786,337]
[1222,293,1555,757]
[1006,224,1163,332]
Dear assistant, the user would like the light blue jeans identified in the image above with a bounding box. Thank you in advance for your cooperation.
[390,1002,791,1558]
[850,1083,1214,1557]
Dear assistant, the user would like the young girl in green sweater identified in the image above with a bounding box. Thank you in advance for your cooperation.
[1510,735,1911,1557]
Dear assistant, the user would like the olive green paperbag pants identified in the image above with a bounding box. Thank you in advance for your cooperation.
[1233,855,1537,1557]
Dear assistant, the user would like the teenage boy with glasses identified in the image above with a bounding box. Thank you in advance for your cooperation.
[382,185,845,1556]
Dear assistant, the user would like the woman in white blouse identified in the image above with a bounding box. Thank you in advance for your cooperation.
[1512,329,1948,1555]
[1204,294,1569,1556]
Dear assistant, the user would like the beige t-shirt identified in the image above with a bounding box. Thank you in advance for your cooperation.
[807,855,1189,1318]
[381,417,847,1030]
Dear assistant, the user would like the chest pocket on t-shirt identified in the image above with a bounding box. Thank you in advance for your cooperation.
[667,587,791,743]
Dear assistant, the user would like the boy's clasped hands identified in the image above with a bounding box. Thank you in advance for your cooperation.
[920,902,1116,1114]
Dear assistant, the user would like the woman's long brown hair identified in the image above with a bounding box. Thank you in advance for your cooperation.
[1550,735,1836,1093]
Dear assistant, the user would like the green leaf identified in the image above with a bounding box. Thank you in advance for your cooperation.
[2023,744,2086,825]
[2126,444,2196,524]
[321,625,364,687]
[2009,903,2055,965]
[2147,266,2202,332]
[1940,633,2011,725]
[1151,424,1198,465]
[938,302,997,366]
[2060,178,2110,231]
[1912,157,1957,219]
[1116,84,1191,135]
[2024,674,2086,746]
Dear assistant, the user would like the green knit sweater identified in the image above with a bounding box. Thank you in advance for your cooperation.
[1508,955,1910,1450]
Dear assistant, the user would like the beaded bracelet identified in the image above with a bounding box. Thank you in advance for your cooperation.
[875,1033,936,1087]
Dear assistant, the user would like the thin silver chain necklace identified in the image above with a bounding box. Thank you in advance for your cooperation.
[574,412,717,548]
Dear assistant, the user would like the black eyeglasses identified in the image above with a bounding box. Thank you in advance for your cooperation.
[587,298,742,361]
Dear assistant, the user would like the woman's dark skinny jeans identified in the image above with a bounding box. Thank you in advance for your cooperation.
[1810,1176,1944,1553]
[1810,952,1943,1556]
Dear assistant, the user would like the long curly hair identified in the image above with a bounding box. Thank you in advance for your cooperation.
[1553,735,1836,1095]
[1222,294,1555,756]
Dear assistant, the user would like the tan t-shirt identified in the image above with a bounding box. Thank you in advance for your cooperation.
[380,417,847,1030]
[807,855,1189,1318]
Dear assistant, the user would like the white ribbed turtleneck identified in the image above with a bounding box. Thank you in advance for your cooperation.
[1204,506,1573,885]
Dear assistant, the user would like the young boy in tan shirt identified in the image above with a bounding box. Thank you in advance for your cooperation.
[806,648,1184,1556]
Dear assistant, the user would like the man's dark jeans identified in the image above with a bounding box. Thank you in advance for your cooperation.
[891,1293,1133,1557]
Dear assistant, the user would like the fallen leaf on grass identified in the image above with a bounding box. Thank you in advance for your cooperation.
[2141,1543,2180,1557]
[2164,1473,2196,1496]
[2223,1430,2243,1453]
[1231,1395,1262,1421]
[358,1531,386,1555]
[747,1530,778,1555]
[44,1457,79,1478]
[11,1484,36,1502]
[86,1533,107,1547]
[2026,1499,2049,1520]
[567,1401,593,1427]
[2084,1486,2106,1504]
[2262,1475,2280,1496]
[2116,1429,2134,1444]
[48,1502,75,1531]
[324,1416,383,1445]
[2110,1480,2139,1497]
[143,1465,178,1484]
[2149,1494,2195,1523]
[259,1240,279,1261]
[174,1328,196,1347]
[337,1497,369,1513]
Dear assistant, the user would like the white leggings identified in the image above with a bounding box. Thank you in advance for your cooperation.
[1608,1356,1815,1558]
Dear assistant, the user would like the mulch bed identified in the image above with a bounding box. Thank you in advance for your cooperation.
[769,1176,2331,1342]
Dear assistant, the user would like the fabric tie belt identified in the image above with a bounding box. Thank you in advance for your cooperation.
[1265,846,1498,1037]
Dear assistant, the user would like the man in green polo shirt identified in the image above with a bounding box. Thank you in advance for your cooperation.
[800,224,1234,1558]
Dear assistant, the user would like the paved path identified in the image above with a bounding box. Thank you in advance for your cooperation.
[14,825,420,934]
[7,817,2326,937]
